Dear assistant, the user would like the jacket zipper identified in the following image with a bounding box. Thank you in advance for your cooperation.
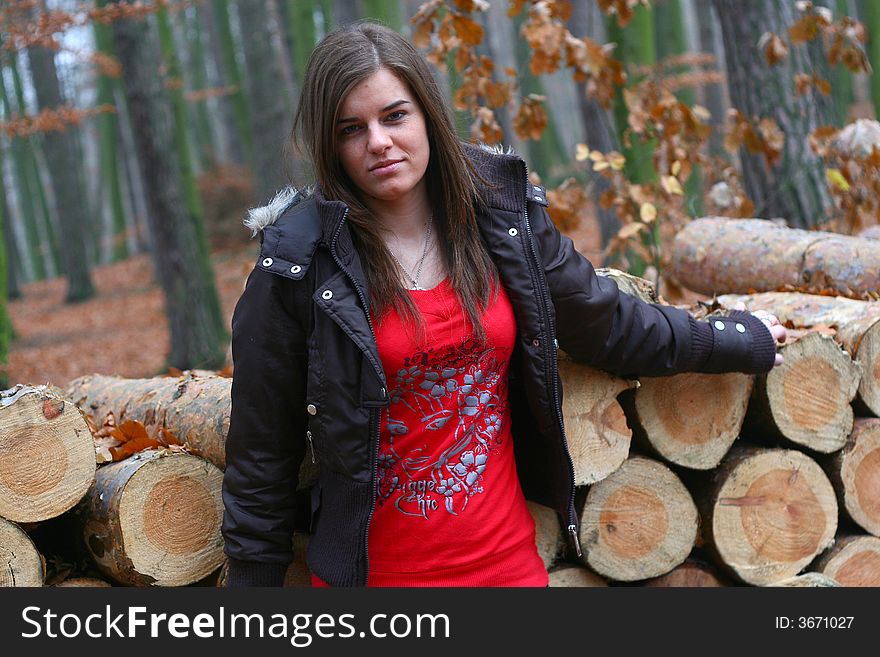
[520,165,582,559]
[329,210,383,585]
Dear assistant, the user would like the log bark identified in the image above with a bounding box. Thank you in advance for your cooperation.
[814,534,880,587]
[79,449,225,587]
[625,372,753,470]
[817,418,880,537]
[65,372,320,489]
[527,500,562,571]
[693,445,837,586]
[717,292,880,416]
[0,385,96,523]
[670,218,880,300]
[547,564,607,587]
[643,558,729,587]
[558,355,636,485]
[745,331,860,453]
[579,456,698,581]
[0,516,44,587]
[67,373,231,470]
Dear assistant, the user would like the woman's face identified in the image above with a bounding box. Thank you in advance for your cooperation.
[336,67,430,210]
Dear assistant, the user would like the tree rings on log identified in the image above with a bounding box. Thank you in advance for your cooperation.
[819,418,880,536]
[0,385,96,523]
[527,500,562,570]
[80,449,224,586]
[753,332,859,453]
[814,535,880,587]
[0,516,44,587]
[579,456,698,581]
[629,373,752,470]
[718,292,880,416]
[705,447,837,586]
[558,356,636,485]
[547,564,607,587]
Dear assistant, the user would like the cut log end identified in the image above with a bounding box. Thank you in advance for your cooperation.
[0,517,44,587]
[0,387,96,523]
[557,358,635,486]
[832,419,880,536]
[527,500,562,570]
[547,564,607,587]
[580,456,698,582]
[711,448,838,586]
[766,573,840,587]
[766,332,859,453]
[815,535,880,587]
[634,373,752,470]
[643,559,727,587]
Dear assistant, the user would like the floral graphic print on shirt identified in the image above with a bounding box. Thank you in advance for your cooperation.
[376,337,508,519]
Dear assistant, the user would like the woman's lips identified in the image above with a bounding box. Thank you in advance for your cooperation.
[370,160,403,175]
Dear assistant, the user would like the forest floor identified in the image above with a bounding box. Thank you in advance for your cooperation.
[7,219,604,390]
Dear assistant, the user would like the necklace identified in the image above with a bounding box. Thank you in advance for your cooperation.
[389,215,433,291]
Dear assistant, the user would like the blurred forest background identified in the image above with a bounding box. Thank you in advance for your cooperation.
[1,0,879,389]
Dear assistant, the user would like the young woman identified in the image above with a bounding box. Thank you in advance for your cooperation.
[221,22,785,587]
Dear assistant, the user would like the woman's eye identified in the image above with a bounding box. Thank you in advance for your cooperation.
[386,111,405,121]
[340,124,361,136]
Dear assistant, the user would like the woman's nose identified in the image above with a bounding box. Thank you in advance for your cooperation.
[366,124,392,152]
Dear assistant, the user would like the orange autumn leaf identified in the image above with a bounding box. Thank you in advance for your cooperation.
[112,418,151,444]
[158,427,183,447]
[450,14,483,46]
[110,436,163,461]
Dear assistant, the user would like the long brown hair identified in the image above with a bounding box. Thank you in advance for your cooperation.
[292,21,497,341]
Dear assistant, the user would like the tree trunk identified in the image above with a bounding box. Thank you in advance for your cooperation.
[712,0,835,227]
[0,517,44,587]
[547,564,608,587]
[2,188,22,299]
[362,0,402,29]
[25,12,96,302]
[199,0,246,166]
[0,57,44,281]
[568,0,620,246]
[654,0,704,216]
[78,449,224,587]
[333,0,362,27]
[862,0,880,119]
[814,534,880,586]
[816,418,880,536]
[66,372,231,470]
[558,355,636,486]
[482,0,527,155]
[289,0,318,87]
[579,456,699,581]
[694,0,729,156]
[93,0,129,263]
[236,0,292,203]
[716,291,880,416]
[0,178,11,388]
[692,444,837,585]
[670,217,880,300]
[744,330,859,454]
[625,372,753,470]
[111,14,227,370]
[183,3,218,169]
[0,385,96,524]
[606,4,657,185]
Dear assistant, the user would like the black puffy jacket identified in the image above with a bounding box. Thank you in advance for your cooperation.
[222,145,777,587]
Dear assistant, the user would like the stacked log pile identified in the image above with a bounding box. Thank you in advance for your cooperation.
[3,216,879,587]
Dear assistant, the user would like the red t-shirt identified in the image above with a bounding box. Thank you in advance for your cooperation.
[312,278,547,587]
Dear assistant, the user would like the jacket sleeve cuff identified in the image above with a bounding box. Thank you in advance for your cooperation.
[692,310,777,374]
[224,558,289,587]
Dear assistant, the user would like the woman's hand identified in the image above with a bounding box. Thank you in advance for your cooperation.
[733,302,787,367]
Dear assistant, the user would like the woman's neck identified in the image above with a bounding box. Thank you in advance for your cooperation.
[365,190,432,239]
